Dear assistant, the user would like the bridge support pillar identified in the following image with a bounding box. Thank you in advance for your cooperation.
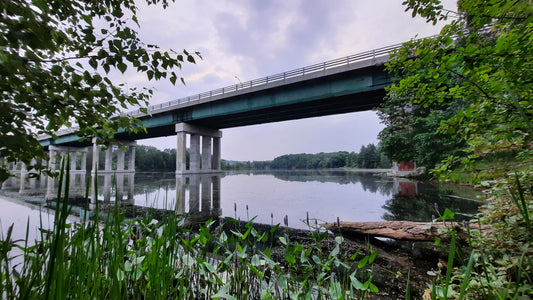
[90,140,135,202]
[44,146,89,200]
[19,162,26,193]
[93,141,136,174]
[175,123,222,174]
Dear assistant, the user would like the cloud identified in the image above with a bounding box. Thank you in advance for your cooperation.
[132,0,455,160]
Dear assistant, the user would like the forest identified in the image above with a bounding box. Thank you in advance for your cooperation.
[223,143,391,170]
[122,143,391,171]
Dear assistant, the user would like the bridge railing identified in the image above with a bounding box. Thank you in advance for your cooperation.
[39,37,434,139]
[130,39,421,117]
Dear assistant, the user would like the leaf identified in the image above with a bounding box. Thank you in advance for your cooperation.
[330,244,340,258]
[118,62,127,73]
[51,65,62,76]
[358,256,369,269]
[312,255,322,265]
[147,70,154,80]
[442,208,455,220]
[368,282,379,293]
[89,57,97,69]
[211,284,237,300]
[350,249,361,260]
[350,271,366,290]
[368,250,379,264]
[285,253,296,265]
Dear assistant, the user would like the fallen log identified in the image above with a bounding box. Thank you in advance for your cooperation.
[324,221,489,242]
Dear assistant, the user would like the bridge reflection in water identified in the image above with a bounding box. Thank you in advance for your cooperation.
[87,173,222,224]
[2,171,481,228]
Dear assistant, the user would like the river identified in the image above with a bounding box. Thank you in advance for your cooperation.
[1,170,481,234]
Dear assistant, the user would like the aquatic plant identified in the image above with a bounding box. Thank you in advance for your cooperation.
[424,172,533,299]
[0,160,380,299]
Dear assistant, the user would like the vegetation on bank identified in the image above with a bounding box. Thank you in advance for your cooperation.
[118,143,391,172]
[0,165,381,299]
[223,144,391,171]
[376,0,532,298]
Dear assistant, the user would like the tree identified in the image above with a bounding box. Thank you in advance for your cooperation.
[0,0,200,181]
[358,144,381,169]
[385,1,533,297]
[377,90,468,169]
[382,0,532,172]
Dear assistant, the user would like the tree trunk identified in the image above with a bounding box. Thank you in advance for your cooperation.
[324,221,488,242]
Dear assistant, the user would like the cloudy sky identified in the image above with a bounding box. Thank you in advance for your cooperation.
[130,0,455,161]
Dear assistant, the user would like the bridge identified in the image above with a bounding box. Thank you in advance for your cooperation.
[3,40,410,198]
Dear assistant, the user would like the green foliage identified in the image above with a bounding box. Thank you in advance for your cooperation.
[271,152,351,169]
[222,145,392,171]
[384,0,532,175]
[390,1,533,298]
[0,177,381,299]
[134,145,177,171]
[377,92,468,170]
[0,0,200,181]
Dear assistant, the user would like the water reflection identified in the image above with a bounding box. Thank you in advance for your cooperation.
[268,170,394,195]
[383,181,480,222]
[2,170,481,230]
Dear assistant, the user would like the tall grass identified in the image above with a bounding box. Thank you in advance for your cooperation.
[0,158,379,299]
[425,172,533,299]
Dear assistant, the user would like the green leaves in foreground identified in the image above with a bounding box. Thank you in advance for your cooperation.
[0,0,202,181]
[0,207,381,299]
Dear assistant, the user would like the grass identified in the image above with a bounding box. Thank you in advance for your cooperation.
[0,158,380,299]
[423,171,533,299]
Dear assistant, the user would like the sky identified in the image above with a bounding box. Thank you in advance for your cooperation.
[129,0,456,161]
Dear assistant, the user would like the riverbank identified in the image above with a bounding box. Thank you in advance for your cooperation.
[0,188,448,298]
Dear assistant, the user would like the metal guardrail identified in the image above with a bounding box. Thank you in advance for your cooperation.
[129,40,410,117]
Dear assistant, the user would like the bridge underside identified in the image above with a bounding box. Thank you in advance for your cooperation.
[39,62,390,150]
[115,64,389,141]
[121,89,385,141]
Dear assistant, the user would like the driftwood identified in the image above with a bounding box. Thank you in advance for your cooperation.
[324,221,490,242]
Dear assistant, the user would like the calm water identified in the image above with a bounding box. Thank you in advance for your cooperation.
[1,170,481,232]
[102,170,480,229]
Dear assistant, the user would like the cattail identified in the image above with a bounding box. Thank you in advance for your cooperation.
[234,252,240,268]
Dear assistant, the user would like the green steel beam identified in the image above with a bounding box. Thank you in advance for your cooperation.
[40,65,390,147]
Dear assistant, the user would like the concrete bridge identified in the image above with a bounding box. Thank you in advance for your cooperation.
[4,40,411,198]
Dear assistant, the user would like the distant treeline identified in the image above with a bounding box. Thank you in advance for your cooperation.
[83,146,178,172]
[115,143,391,172]
[222,143,391,171]
[135,146,177,171]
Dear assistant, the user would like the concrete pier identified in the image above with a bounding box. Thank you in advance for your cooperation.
[175,123,222,174]
[90,140,136,203]
[45,146,89,200]
[93,141,136,175]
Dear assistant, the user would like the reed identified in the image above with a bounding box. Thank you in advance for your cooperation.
[0,159,379,299]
